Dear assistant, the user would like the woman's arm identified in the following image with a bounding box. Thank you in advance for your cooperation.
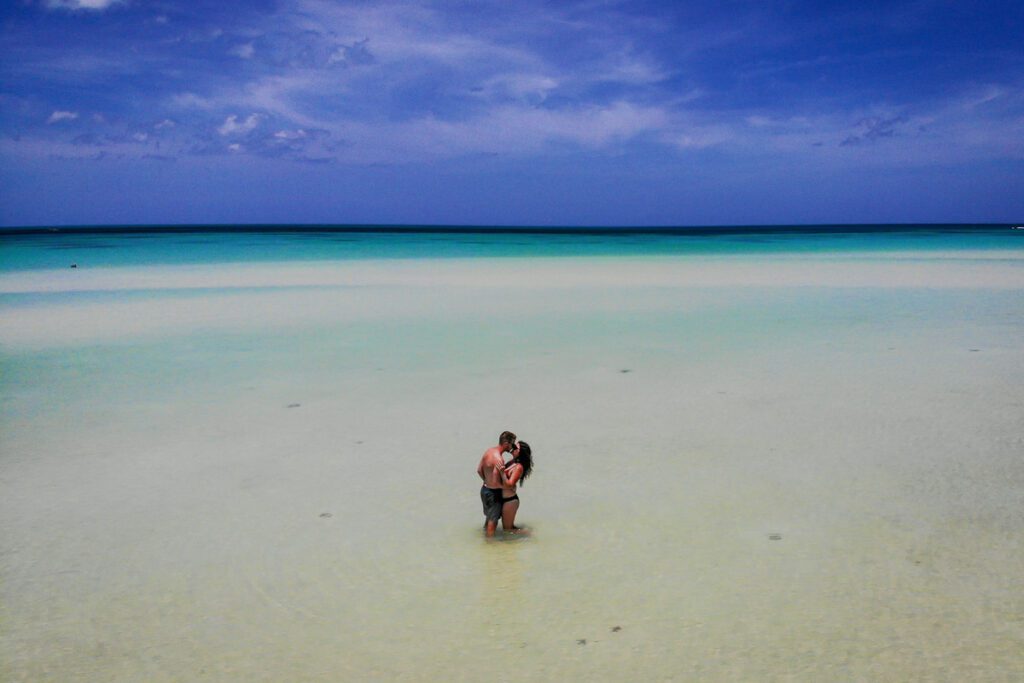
[502,463,523,487]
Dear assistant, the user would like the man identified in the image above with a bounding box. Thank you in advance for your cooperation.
[477,431,516,537]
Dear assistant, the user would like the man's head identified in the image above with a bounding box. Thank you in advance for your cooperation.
[499,431,517,451]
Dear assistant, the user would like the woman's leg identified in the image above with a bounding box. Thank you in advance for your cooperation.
[501,499,520,532]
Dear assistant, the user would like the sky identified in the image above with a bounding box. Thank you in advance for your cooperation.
[1,0,1022,227]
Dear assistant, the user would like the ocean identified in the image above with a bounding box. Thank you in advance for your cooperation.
[1,224,1021,272]
[2,225,1023,681]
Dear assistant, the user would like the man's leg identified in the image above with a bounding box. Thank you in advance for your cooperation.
[481,486,500,537]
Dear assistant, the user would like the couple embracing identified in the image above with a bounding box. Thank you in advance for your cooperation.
[476,431,533,537]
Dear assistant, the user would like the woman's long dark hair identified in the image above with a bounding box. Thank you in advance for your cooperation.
[511,441,533,485]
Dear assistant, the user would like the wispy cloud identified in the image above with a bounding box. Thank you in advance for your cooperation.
[170,93,214,110]
[44,0,125,11]
[5,0,1023,171]
[218,114,263,136]
[398,101,670,157]
[328,39,375,67]
[47,110,79,124]
[229,42,255,60]
[473,74,559,104]
[840,115,909,146]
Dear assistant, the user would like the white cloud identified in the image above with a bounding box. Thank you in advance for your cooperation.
[142,2,687,162]
[477,74,559,103]
[154,119,176,129]
[293,1,540,69]
[45,0,125,11]
[348,101,670,162]
[218,114,263,136]
[171,92,213,110]
[47,110,79,124]
[230,43,256,59]
[665,126,733,149]
[960,85,1005,110]
[596,55,669,86]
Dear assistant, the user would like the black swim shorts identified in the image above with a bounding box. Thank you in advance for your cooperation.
[480,486,503,523]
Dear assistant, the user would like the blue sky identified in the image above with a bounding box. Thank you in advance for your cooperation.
[1,0,1022,226]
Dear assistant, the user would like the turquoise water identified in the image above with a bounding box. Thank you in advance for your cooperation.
[1,225,1021,272]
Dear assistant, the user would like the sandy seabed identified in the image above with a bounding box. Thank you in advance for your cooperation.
[2,253,1023,681]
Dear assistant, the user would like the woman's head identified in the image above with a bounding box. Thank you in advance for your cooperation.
[513,440,533,484]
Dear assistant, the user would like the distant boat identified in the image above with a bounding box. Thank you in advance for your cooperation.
[1013,226,1024,230]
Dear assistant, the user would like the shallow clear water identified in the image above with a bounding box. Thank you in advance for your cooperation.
[2,230,1023,681]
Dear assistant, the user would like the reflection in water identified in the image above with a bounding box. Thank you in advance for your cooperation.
[481,533,526,597]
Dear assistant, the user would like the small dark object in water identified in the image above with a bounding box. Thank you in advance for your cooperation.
[287,403,301,408]
[619,369,631,373]
[769,533,782,541]
[611,626,622,632]
[356,440,363,444]
[70,263,77,268]
[576,639,586,645]
[319,512,332,518]
[969,349,980,352]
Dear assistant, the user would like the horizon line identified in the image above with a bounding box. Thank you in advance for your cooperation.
[2,222,1021,237]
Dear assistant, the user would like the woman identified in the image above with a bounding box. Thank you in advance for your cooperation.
[500,441,533,533]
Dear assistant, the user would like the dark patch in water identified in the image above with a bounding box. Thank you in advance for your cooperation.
[619,369,631,373]
[611,626,622,632]
[576,639,586,645]
[319,512,332,518]
[45,243,117,250]
[287,403,301,408]
[969,349,980,352]
[769,534,782,541]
